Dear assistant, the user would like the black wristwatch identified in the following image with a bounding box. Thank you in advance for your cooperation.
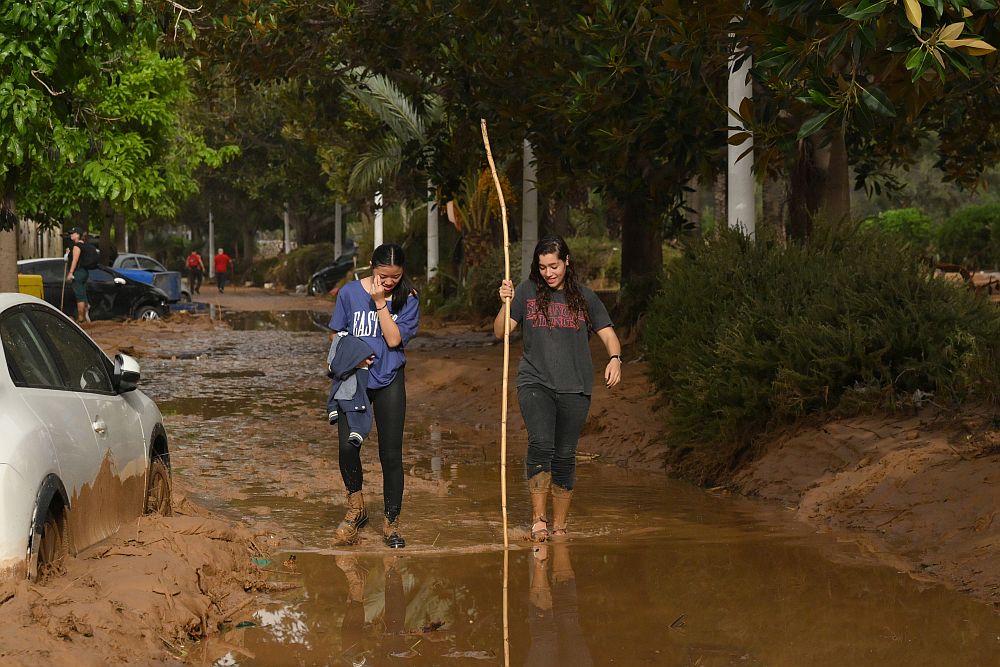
[609,354,622,362]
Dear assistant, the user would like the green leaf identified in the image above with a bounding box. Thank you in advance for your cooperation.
[797,111,837,140]
[839,0,892,21]
[859,85,896,117]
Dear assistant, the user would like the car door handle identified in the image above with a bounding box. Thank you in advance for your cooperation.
[92,419,107,435]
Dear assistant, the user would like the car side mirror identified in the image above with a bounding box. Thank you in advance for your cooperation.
[114,277,127,285]
[113,353,141,393]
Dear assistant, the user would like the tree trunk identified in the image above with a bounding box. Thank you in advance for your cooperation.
[98,201,114,262]
[713,173,726,233]
[0,181,18,293]
[788,127,851,241]
[683,177,701,235]
[618,196,662,324]
[762,174,787,239]
[545,197,571,237]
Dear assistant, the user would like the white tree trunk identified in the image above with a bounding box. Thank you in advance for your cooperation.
[283,202,292,254]
[208,208,216,278]
[427,180,439,281]
[727,35,756,238]
[374,190,384,248]
[334,201,343,258]
[521,139,539,282]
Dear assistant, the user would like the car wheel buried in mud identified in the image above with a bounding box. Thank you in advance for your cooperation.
[134,305,162,321]
[144,457,172,516]
[27,500,69,582]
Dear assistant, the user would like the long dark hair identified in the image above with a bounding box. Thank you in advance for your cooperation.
[371,243,416,313]
[529,235,591,330]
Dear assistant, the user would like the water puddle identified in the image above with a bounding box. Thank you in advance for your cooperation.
[223,310,331,332]
[135,316,1000,666]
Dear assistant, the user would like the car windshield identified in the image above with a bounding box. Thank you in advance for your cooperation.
[137,257,166,271]
[19,260,65,282]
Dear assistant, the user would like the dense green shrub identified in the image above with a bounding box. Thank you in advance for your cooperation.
[936,203,1000,267]
[643,224,1000,447]
[267,243,341,287]
[860,208,933,246]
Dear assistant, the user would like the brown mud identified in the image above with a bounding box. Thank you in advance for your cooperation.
[2,294,996,664]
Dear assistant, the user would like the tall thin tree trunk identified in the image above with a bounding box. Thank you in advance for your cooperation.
[762,174,786,238]
[788,128,851,241]
[713,172,727,233]
[619,196,662,323]
[98,201,114,262]
[0,180,18,292]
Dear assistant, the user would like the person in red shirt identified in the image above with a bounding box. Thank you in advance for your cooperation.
[186,249,206,295]
[214,248,232,293]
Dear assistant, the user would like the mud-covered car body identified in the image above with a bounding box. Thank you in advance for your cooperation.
[111,253,189,303]
[17,258,170,321]
[0,294,170,581]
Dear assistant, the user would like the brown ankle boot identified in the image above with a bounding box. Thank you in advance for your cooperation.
[383,516,405,549]
[334,491,368,545]
[550,485,573,540]
[528,472,551,542]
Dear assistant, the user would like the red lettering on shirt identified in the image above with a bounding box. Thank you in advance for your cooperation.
[525,298,584,329]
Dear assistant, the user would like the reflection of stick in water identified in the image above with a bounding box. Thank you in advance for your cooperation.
[480,117,511,667]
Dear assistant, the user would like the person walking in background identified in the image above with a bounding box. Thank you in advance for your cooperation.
[495,235,622,542]
[186,248,205,295]
[214,247,232,293]
[66,227,99,324]
[327,243,420,548]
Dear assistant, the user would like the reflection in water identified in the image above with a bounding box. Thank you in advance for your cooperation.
[336,555,408,665]
[525,543,592,667]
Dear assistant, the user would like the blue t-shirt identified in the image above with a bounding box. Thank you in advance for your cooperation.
[328,280,420,389]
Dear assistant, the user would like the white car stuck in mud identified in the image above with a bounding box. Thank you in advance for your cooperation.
[0,294,171,581]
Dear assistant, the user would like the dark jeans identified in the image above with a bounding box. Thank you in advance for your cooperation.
[338,368,406,521]
[188,268,202,294]
[518,384,591,490]
[216,271,228,292]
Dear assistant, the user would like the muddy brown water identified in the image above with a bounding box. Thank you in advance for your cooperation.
[138,312,999,666]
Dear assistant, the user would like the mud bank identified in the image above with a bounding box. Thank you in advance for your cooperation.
[0,488,274,666]
[732,411,999,607]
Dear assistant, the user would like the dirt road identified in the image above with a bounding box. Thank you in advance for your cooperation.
[1,293,996,664]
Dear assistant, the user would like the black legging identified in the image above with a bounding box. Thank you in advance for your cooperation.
[338,367,406,522]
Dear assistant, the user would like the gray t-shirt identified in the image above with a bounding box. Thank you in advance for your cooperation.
[510,280,613,395]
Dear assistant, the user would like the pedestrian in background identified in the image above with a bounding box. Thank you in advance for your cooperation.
[214,247,232,293]
[186,248,205,295]
[495,235,622,542]
[66,227,99,324]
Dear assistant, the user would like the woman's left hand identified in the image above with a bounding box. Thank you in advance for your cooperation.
[605,358,622,387]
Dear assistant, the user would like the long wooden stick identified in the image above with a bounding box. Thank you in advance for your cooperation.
[480,118,510,549]
[480,118,510,667]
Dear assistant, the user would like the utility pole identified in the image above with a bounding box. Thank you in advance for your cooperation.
[374,189,384,248]
[727,28,756,238]
[427,180,439,281]
[283,202,292,254]
[334,202,343,258]
[208,207,216,278]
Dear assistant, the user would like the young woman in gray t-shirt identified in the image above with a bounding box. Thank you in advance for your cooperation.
[495,235,622,542]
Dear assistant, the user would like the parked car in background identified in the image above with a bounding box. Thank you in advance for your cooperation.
[307,250,358,296]
[111,253,190,303]
[0,293,171,581]
[17,258,169,321]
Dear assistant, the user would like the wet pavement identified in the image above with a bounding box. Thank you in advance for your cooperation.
[138,312,999,666]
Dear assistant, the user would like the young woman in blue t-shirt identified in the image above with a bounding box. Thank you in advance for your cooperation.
[495,236,622,543]
[328,243,420,548]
